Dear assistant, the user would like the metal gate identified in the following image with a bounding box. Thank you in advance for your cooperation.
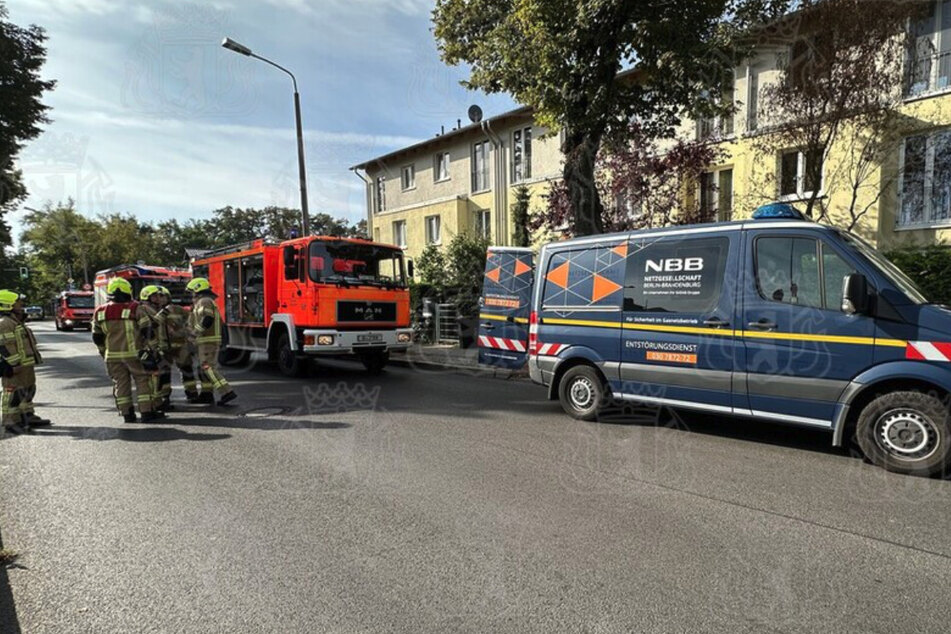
[434,303,459,344]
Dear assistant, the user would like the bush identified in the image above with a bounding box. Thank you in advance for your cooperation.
[885,244,951,305]
[445,233,490,318]
[415,243,448,290]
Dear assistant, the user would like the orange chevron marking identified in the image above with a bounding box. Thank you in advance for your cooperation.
[514,259,532,276]
[546,261,570,289]
[485,267,501,283]
[591,273,622,302]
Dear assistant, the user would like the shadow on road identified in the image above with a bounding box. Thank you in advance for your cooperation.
[0,527,22,634]
[31,426,232,443]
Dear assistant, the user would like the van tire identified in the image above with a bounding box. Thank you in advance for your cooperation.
[559,365,606,422]
[856,390,951,477]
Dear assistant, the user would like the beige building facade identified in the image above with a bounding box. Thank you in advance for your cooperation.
[352,108,562,262]
[355,0,951,256]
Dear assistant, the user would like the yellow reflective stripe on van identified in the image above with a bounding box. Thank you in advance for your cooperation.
[479,313,529,324]
[541,316,908,348]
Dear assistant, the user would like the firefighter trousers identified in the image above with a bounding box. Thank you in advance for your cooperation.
[197,343,232,397]
[2,366,36,426]
[166,345,197,397]
[106,359,153,415]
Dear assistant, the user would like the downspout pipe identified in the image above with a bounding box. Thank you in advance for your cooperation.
[351,167,372,239]
[481,120,505,245]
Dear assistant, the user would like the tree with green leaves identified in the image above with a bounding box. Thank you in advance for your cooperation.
[511,185,531,247]
[433,0,786,236]
[0,2,55,245]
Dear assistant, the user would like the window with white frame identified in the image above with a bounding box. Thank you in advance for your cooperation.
[899,129,951,227]
[375,176,386,213]
[434,151,450,182]
[400,164,415,190]
[778,149,823,200]
[425,215,441,245]
[512,127,532,182]
[392,220,407,248]
[905,0,951,98]
[699,168,734,222]
[472,141,490,192]
[696,76,735,140]
[747,64,762,133]
[474,209,491,239]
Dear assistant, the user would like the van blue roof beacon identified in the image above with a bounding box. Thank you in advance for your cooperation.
[752,202,808,220]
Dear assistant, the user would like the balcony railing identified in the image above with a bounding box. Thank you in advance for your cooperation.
[904,50,951,99]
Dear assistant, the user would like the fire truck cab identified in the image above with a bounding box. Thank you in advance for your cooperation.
[190,236,412,375]
[93,264,193,308]
[54,290,95,331]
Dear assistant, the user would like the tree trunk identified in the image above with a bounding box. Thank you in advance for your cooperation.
[563,131,605,236]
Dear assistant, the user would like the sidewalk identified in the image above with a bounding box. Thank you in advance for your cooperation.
[389,343,526,379]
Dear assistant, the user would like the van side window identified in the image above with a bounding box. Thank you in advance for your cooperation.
[755,237,855,310]
[623,237,729,313]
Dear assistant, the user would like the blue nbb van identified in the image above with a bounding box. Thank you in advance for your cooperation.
[480,208,951,476]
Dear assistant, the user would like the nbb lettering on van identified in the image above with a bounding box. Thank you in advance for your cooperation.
[513,207,951,477]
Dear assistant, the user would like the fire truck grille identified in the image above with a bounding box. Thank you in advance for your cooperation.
[337,301,397,323]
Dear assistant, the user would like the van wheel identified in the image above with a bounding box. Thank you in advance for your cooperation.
[275,332,305,377]
[856,391,951,477]
[559,365,606,421]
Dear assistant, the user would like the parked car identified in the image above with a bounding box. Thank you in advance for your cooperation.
[24,305,44,321]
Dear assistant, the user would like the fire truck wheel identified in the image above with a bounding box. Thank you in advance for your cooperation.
[360,351,388,375]
[275,332,306,377]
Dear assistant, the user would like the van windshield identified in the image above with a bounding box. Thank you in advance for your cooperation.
[308,240,405,288]
[66,295,94,308]
[840,233,928,305]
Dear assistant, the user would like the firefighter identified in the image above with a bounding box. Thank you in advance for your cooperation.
[92,278,165,423]
[186,277,236,405]
[139,285,167,411]
[155,285,197,408]
[0,290,50,435]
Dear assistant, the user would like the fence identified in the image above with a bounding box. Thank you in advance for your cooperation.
[434,303,459,344]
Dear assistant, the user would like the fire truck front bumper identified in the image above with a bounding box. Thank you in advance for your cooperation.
[300,329,413,355]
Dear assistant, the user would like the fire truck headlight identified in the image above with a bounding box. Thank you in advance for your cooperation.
[397,332,411,343]
[317,335,334,346]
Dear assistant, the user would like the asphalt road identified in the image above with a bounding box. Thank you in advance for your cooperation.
[2,322,951,633]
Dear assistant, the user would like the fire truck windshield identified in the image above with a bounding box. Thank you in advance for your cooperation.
[66,295,94,308]
[309,241,406,288]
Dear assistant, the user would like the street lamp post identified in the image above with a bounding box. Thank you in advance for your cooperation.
[221,37,311,236]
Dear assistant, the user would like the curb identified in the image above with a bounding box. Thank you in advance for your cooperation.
[388,354,529,381]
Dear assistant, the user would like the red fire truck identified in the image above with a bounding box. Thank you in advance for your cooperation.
[190,236,412,375]
[93,264,193,307]
[54,290,95,331]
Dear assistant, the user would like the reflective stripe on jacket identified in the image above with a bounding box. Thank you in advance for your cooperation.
[0,314,40,368]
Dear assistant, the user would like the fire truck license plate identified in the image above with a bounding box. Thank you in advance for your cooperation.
[357,334,383,343]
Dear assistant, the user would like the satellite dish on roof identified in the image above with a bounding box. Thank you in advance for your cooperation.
[468,105,483,124]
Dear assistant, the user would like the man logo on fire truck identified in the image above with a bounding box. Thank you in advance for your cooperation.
[190,234,411,377]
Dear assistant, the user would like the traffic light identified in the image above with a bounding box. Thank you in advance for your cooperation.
[19,267,28,280]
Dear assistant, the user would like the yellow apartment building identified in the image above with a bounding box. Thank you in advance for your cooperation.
[354,0,951,256]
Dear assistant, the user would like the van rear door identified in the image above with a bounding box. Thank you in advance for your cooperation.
[478,247,534,369]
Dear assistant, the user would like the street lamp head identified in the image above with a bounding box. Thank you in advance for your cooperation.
[221,37,252,56]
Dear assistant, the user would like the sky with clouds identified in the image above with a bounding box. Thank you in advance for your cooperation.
[6,0,517,237]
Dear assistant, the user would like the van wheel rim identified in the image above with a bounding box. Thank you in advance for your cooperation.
[569,377,595,410]
[875,409,939,461]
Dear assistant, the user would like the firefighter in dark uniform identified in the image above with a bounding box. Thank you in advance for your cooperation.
[92,278,165,423]
[1,290,50,434]
[186,277,236,405]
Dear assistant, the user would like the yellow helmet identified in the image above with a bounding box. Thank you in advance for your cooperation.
[157,285,171,296]
[186,277,211,293]
[0,290,20,312]
[140,285,161,301]
[107,277,133,296]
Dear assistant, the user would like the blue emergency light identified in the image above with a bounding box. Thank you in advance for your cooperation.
[752,202,808,220]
